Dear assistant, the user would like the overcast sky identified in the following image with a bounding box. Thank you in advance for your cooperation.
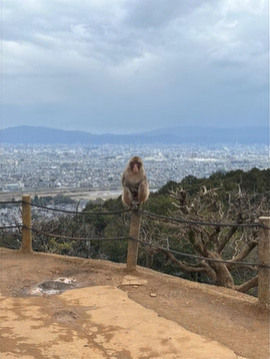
[1,0,269,134]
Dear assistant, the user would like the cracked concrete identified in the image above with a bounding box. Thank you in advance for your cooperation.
[1,286,247,359]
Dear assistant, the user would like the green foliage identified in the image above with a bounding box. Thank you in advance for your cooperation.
[32,195,53,205]
[103,196,123,211]
[158,167,270,201]
[157,180,178,195]
[145,193,174,215]
[21,167,269,292]
[53,194,75,204]
[32,194,76,206]
[46,238,75,254]
[100,239,128,263]
[0,232,21,249]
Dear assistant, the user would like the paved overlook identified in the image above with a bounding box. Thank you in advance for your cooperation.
[0,248,268,359]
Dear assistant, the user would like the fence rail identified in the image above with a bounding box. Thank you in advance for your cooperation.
[0,196,269,306]
[2,198,270,229]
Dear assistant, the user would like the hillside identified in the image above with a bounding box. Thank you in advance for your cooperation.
[0,248,268,359]
[1,125,269,144]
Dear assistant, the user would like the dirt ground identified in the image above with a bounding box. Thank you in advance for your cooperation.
[0,248,269,359]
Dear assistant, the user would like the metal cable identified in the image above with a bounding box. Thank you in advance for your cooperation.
[26,225,270,269]
[0,225,22,230]
[140,210,270,230]
[30,227,129,242]
[133,237,270,269]
[24,201,131,216]
[3,200,268,230]
[2,198,269,269]
[0,200,22,205]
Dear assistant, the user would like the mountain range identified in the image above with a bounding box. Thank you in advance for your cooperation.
[1,126,269,145]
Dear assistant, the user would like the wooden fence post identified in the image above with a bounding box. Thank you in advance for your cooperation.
[258,216,270,306]
[126,209,141,271]
[21,195,32,253]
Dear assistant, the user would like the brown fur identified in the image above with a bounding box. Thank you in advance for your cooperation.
[121,156,149,207]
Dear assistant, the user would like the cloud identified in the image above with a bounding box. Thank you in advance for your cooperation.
[1,0,268,133]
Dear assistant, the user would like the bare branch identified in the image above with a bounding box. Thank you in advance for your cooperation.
[217,226,238,253]
[208,226,221,248]
[217,212,244,253]
[158,248,205,273]
[236,275,258,293]
[200,260,217,282]
[227,240,258,269]
[206,251,235,289]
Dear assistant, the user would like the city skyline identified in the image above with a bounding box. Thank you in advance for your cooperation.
[1,142,269,193]
[1,1,268,134]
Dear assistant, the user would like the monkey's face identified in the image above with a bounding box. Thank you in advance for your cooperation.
[130,160,141,174]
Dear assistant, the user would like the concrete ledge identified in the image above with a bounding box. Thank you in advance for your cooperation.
[0,286,247,359]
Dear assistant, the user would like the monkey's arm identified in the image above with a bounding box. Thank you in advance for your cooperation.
[138,177,149,203]
[121,171,126,186]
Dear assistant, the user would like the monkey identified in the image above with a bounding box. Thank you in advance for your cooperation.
[121,156,149,208]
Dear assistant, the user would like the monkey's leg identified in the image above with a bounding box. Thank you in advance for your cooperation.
[122,187,133,207]
[131,198,139,210]
[138,181,149,204]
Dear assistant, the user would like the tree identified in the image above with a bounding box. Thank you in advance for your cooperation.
[156,184,268,293]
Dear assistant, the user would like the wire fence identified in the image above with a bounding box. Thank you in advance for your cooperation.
[1,199,269,229]
[140,210,269,230]
[1,196,270,306]
[134,237,269,269]
[0,225,22,230]
[1,199,269,269]
[29,201,131,216]
[30,226,130,243]
[0,200,22,205]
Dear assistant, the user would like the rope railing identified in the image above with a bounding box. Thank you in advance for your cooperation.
[0,200,130,216]
[25,225,270,269]
[30,226,130,242]
[1,200,268,229]
[1,196,270,305]
[0,200,22,205]
[27,201,131,216]
[140,210,270,230]
[133,237,270,269]
[0,225,22,230]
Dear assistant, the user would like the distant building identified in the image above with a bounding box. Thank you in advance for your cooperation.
[4,182,24,191]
